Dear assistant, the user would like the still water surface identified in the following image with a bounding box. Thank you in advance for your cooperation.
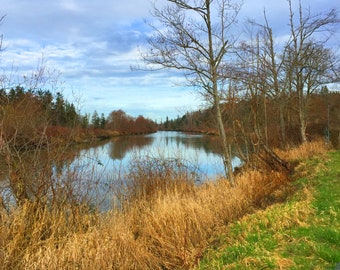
[1,131,240,210]
[76,131,240,179]
[70,131,241,209]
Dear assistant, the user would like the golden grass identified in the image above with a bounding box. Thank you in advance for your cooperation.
[275,139,329,161]
[0,170,290,270]
[0,141,324,269]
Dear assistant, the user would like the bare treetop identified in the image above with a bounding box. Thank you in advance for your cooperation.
[143,0,243,183]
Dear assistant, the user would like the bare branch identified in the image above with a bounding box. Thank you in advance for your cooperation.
[141,0,242,183]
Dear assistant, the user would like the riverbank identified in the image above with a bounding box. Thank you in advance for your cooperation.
[197,147,340,269]
[0,140,337,269]
[43,126,158,146]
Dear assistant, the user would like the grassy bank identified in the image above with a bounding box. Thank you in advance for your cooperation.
[197,147,340,269]
[0,141,335,269]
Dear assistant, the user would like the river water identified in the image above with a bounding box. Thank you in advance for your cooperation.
[81,131,235,176]
[1,131,240,210]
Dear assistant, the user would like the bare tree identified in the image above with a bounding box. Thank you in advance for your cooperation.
[285,0,338,143]
[252,13,290,148]
[142,0,242,184]
[241,1,339,148]
[233,32,291,172]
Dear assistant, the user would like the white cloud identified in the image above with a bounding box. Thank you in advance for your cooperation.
[0,0,338,121]
[59,0,82,12]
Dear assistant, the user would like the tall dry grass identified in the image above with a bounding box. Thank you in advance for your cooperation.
[275,139,329,161]
[0,141,325,269]
[0,172,290,269]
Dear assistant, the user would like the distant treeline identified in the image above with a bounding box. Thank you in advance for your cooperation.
[2,85,339,147]
[161,90,340,147]
[0,86,78,128]
[0,86,157,143]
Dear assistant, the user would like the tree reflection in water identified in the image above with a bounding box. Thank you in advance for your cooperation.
[0,132,240,211]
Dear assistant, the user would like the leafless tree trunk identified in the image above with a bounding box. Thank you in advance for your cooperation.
[141,0,242,185]
[246,12,290,148]
[234,25,291,172]
[286,0,338,143]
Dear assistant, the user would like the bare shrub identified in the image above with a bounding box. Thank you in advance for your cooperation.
[118,155,197,205]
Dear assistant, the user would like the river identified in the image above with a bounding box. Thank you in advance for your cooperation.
[1,131,240,210]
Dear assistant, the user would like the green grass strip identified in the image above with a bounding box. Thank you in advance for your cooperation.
[197,150,340,270]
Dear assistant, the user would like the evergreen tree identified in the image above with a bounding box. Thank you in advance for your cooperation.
[91,110,100,128]
[100,113,106,129]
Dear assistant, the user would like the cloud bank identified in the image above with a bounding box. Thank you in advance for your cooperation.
[0,0,338,121]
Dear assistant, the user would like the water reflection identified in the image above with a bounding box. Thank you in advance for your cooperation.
[1,131,240,210]
[109,135,154,160]
[0,147,79,207]
[68,132,230,185]
[151,132,222,156]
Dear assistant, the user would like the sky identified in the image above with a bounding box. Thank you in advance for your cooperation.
[0,0,338,122]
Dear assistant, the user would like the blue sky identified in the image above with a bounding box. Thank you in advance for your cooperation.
[0,0,338,122]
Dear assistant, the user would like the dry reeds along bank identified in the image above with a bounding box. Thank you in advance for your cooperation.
[0,141,328,270]
[275,139,329,161]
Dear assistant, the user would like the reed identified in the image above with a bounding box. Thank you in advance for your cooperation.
[0,166,292,269]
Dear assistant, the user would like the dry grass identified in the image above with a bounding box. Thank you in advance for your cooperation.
[0,141,324,269]
[275,139,329,161]
[275,140,330,180]
[0,169,290,270]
